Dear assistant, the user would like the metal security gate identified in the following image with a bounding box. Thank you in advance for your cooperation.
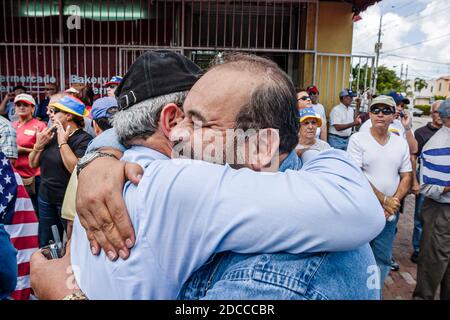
[1,0,319,101]
[315,53,375,110]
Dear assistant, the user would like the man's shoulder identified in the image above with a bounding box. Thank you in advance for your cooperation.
[350,131,370,142]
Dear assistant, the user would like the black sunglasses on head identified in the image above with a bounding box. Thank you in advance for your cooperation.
[298,96,311,101]
[370,107,395,115]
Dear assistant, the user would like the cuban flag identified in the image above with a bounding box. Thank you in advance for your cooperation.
[0,152,39,300]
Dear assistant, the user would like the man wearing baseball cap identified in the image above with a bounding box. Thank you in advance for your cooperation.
[347,95,413,294]
[105,75,123,97]
[414,98,450,300]
[306,85,328,141]
[328,88,361,150]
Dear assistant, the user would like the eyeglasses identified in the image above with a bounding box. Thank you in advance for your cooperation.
[298,96,311,101]
[370,107,395,115]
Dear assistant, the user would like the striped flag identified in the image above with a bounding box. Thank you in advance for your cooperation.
[0,152,39,300]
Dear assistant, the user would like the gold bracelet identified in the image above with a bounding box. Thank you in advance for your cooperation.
[62,290,88,300]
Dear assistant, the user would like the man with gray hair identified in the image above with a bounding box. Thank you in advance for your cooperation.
[413,98,450,300]
[410,100,443,263]
[31,51,384,300]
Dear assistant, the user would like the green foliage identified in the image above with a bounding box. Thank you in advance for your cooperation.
[434,95,447,101]
[414,105,431,115]
[414,78,428,92]
[351,64,403,94]
[375,65,403,94]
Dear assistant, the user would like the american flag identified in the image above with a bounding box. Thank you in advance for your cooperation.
[0,152,39,300]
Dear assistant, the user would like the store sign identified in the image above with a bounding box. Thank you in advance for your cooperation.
[0,74,57,92]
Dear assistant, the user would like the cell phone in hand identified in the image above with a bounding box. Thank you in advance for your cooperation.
[41,225,67,260]
[399,111,405,118]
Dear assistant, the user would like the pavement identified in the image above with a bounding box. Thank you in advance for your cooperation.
[382,115,429,300]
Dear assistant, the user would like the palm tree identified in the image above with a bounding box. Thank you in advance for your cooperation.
[414,78,428,93]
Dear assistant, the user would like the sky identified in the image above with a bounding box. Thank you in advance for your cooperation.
[352,0,450,81]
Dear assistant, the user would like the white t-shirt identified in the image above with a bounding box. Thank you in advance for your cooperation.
[359,118,406,139]
[347,131,412,196]
[312,103,326,139]
[329,103,354,137]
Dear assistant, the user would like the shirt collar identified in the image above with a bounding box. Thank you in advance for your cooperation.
[427,122,440,131]
[279,150,302,172]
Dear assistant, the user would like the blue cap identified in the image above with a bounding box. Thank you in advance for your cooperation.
[339,88,355,98]
[50,96,89,118]
[91,97,118,120]
[387,91,409,105]
[438,98,450,118]
[105,75,123,87]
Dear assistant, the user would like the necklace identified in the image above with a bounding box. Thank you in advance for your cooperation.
[68,128,80,138]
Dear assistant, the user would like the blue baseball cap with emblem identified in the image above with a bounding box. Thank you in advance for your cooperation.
[91,96,118,120]
[105,75,123,87]
[387,91,409,105]
[339,88,356,98]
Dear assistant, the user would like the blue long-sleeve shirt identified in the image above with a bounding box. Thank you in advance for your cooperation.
[0,224,17,300]
[71,143,385,300]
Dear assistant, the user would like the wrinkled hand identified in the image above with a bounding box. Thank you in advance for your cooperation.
[354,115,362,126]
[54,120,71,145]
[35,126,55,149]
[383,196,400,215]
[411,179,420,196]
[76,157,141,261]
[401,111,412,129]
[30,242,78,300]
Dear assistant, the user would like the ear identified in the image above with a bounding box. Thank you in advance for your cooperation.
[93,120,102,136]
[248,128,280,172]
[159,103,184,138]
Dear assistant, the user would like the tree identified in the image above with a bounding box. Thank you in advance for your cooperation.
[414,78,428,92]
[351,63,373,94]
[375,65,403,94]
[351,64,402,94]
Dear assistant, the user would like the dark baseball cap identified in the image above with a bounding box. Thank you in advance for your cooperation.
[387,91,409,105]
[116,50,203,110]
[339,88,356,98]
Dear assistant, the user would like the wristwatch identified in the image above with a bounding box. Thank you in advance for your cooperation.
[77,151,118,176]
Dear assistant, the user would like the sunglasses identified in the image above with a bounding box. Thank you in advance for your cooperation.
[298,96,311,101]
[47,107,61,114]
[370,107,395,115]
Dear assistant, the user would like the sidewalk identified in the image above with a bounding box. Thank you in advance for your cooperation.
[383,194,418,300]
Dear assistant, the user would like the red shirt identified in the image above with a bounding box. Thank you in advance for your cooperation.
[12,118,46,178]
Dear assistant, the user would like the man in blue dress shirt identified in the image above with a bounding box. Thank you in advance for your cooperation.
[31,51,385,300]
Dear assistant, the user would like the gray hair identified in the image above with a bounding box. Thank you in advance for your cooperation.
[112,91,188,146]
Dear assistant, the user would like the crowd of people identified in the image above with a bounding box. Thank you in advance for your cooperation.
[0,51,449,301]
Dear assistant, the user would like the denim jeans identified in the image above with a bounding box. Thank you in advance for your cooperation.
[412,194,425,253]
[327,134,349,151]
[37,195,66,248]
[370,212,399,293]
[179,245,380,300]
